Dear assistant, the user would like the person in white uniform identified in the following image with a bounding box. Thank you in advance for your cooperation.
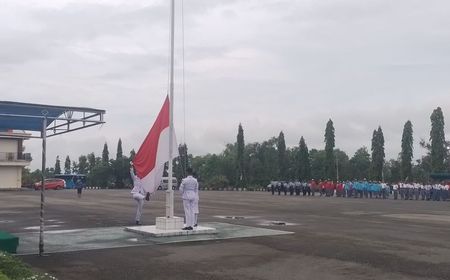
[192,172,200,227]
[130,162,149,225]
[179,167,198,230]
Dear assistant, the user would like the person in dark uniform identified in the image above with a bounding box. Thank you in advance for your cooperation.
[277,182,281,195]
[75,178,84,198]
[270,181,275,195]
[289,182,294,195]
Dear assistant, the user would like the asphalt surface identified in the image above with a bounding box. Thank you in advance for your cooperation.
[1,189,450,280]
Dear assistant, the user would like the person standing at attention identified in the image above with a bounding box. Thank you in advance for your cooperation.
[130,162,149,225]
[180,167,198,230]
[75,178,84,198]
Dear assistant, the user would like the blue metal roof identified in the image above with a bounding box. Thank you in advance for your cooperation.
[0,101,105,132]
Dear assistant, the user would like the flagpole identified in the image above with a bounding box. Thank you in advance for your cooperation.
[167,0,175,218]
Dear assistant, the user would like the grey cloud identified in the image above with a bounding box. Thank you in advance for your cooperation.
[2,0,450,170]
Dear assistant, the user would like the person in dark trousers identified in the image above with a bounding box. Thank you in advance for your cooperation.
[75,178,84,198]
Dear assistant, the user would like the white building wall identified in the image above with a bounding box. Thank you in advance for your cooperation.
[0,166,21,189]
[0,139,18,153]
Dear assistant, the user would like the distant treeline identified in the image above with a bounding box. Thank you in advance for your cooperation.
[22,107,449,189]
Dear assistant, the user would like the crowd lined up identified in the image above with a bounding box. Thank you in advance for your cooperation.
[268,180,450,201]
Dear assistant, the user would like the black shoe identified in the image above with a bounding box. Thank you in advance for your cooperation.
[182,226,193,230]
[193,224,198,227]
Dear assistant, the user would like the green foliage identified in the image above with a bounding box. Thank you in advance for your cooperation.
[89,162,111,188]
[0,251,33,279]
[129,149,136,161]
[102,143,109,164]
[371,126,385,181]
[430,107,446,172]
[277,131,287,180]
[205,175,229,189]
[310,149,326,180]
[0,252,58,280]
[174,144,190,182]
[0,271,9,280]
[335,149,350,181]
[384,159,401,183]
[412,157,431,183]
[87,153,96,173]
[324,119,335,180]
[54,156,61,175]
[21,168,42,187]
[298,136,311,180]
[349,147,371,180]
[401,120,414,180]
[112,139,126,188]
[78,155,88,174]
[116,138,123,159]
[44,167,54,178]
[64,156,71,174]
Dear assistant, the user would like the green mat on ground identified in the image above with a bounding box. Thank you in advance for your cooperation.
[0,231,19,254]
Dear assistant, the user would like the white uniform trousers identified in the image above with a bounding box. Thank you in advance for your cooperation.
[183,198,195,227]
[133,193,145,222]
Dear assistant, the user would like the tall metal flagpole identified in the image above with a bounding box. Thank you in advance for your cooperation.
[166,0,175,218]
[39,114,47,256]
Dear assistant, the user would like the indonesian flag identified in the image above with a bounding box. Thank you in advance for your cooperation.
[133,95,178,193]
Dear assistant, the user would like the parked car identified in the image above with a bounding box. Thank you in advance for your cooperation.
[158,177,179,190]
[34,178,66,190]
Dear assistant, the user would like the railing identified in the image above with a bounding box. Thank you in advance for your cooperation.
[0,152,32,162]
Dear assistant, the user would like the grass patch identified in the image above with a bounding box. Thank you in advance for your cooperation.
[0,251,57,280]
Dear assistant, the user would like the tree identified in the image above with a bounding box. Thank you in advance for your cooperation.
[129,149,136,161]
[371,126,385,181]
[277,131,287,179]
[102,142,110,164]
[324,119,335,180]
[430,107,446,172]
[175,143,189,181]
[72,161,79,174]
[64,156,71,174]
[298,136,311,181]
[87,153,96,173]
[401,120,413,181]
[384,159,401,183]
[349,147,371,180]
[22,168,42,187]
[78,155,88,174]
[310,149,326,180]
[54,156,61,175]
[113,139,125,188]
[335,149,350,181]
[116,138,123,159]
[236,123,245,187]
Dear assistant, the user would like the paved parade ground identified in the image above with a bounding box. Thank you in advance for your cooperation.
[1,189,450,280]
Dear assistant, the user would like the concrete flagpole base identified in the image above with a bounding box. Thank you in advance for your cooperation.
[125,216,217,237]
[156,216,184,230]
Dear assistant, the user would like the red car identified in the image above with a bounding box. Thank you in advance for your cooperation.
[34,178,66,190]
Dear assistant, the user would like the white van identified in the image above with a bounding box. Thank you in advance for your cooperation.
[159,177,179,190]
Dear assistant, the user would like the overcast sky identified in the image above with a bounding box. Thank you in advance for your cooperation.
[1,0,450,170]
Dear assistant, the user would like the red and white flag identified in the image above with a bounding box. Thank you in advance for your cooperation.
[133,95,178,193]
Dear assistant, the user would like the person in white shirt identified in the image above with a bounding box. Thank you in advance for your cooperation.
[392,183,399,200]
[193,172,200,227]
[130,162,149,225]
[179,167,199,230]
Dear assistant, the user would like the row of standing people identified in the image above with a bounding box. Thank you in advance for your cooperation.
[392,183,450,201]
[268,180,450,201]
